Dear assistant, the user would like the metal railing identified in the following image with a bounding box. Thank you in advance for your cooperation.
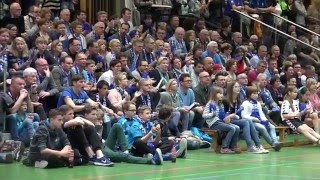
[271,13,320,38]
[233,9,320,52]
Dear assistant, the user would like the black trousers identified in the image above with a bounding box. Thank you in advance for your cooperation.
[131,139,174,157]
[66,125,102,158]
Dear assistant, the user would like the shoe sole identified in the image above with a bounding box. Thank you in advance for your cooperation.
[176,139,187,158]
[155,148,163,165]
[272,143,282,151]
[93,162,114,167]
[35,160,48,168]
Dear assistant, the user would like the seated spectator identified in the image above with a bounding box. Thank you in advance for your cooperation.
[7,37,30,76]
[241,86,281,151]
[268,77,285,106]
[105,39,121,67]
[60,105,114,166]
[190,60,204,88]
[281,86,320,145]
[84,60,97,90]
[61,38,81,60]
[13,101,39,145]
[71,52,87,78]
[49,40,64,65]
[134,78,160,113]
[29,37,57,69]
[168,27,188,59]
[107,72,131,111]
[306,78,320,112]
[49,20,69,51]
[131,60,150,81]
[298,87,320,134]
[202,86,241,154]
[157,79,189,133]
[23,109,77,169]
[149,57,173,89]
[202,41,222,65]
[109,22,131,52]
[29,18,52,48]
[57,74,99,112]
[51,56,74,93]
[22,67,47,120]
[194,71,211,106]
[249,45,268,69]
[68,20,86,51]
[98,60,122,89]
[34,58,59,110]
[86,41,105,72]
[123,38,144,72]
[247,60,267,85]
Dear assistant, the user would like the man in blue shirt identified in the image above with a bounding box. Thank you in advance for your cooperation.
[202,41,222,65]
[57,74,99,112]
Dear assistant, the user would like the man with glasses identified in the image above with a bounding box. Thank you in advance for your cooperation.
[178,74,204,129]
[132,60,150,81]
[71,52,87,78]
[33,58,58,111]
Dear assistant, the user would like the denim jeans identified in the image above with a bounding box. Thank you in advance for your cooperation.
[103,123,152,164]
[232,119,261,148]
[254,123,278,145]
[7,113,40,143]
[211,121,239,148]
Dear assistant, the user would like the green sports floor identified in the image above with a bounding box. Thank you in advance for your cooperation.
[1,138,320,180]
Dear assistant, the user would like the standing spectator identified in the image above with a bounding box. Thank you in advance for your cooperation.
[120,8,134,32]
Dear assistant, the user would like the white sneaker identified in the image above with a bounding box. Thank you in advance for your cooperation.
[176,138,187,158]
[35,160,48,168]
[257,145,269,153]
[247,146,261,154]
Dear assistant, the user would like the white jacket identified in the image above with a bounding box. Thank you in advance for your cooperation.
[241,100,268,121]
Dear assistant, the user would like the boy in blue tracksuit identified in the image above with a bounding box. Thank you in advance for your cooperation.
[118,102,163,163]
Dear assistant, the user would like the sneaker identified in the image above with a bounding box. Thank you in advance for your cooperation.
[220,148,235,154]
[257,145,269,153]
[35,160,48,168]
[176,138,187,158]
[151,148,163,165]
[230,148,242,154]
[14,142,25,162]
[146,153,153,159]
[91,156,114,167]
[272,142,282,151]
[247,146,264,154]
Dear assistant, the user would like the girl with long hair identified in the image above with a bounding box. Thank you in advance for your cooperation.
[202,86,239,154]
[281,86,320,144]
[224,81,270,153]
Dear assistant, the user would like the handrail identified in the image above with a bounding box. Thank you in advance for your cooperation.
[233,9,320,52]
[271,13,320,37]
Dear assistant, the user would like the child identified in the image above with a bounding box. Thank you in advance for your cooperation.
[13,101,40,145]
[298,86,320,134]
[130,105,178,161]
[24,109,74,168]
[241,86,281,152]
[59,105,114,167]
[281,86,320,144]
[155,105,187,159]
[84,60,97,90]
[202,86,239,154]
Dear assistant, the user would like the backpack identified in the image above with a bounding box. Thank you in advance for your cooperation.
[0,140,24,163]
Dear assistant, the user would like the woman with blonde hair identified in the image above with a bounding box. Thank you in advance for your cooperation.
[149,57,173,89]
[157,79,190,133]
[40,7,53,29]
[7,37,30,75]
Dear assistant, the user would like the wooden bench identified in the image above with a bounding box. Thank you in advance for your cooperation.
[275,126,288,142]
[201,128,220,153]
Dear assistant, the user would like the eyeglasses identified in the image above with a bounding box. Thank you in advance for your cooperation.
[127,109,136,112]
[183,80,192,82]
